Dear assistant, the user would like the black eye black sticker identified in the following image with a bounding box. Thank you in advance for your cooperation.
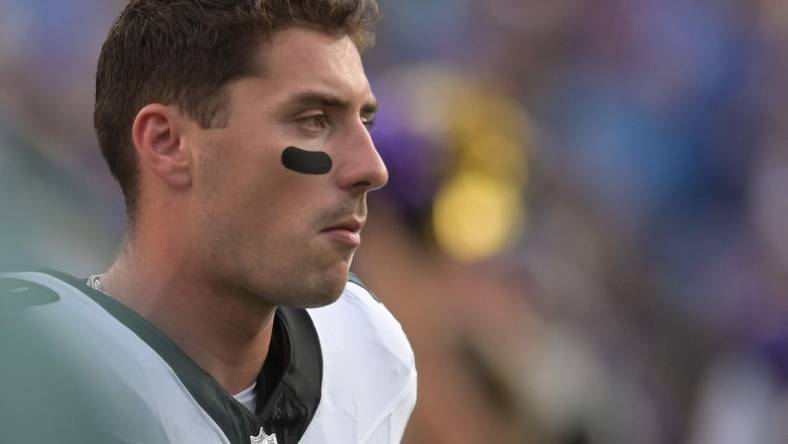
[281,146,333,175]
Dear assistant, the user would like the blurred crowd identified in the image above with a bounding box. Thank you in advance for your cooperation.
[2,1,788,443]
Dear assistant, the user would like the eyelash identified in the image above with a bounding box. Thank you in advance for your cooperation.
[362,117,376,132]
[296,114,376,133]
[299,114,330,131]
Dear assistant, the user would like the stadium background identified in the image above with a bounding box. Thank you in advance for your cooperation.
[2,1,788,443]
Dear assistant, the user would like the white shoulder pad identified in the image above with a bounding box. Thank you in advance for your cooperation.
[303,279,417,443]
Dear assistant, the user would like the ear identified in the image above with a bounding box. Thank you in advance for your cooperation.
[131,104,193,189]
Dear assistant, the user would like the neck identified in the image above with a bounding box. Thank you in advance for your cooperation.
[101,232,276,394]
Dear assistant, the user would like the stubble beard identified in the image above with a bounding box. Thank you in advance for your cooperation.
[200,189,367,309]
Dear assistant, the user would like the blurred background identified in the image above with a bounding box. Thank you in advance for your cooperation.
[2,1,788,443]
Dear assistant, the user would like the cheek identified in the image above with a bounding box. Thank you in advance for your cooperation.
[222,166,323,235]
[265,147,334,204]
[197,140,329,231]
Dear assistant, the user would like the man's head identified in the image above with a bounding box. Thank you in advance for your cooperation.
[95,0,379,221]
[94,0,387,307]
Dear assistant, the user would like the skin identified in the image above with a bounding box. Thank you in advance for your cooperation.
[100,26,388,394]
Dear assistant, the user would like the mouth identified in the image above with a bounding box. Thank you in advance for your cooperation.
[320,218,365,247]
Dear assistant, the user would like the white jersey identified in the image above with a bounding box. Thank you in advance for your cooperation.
[0,271,416,444]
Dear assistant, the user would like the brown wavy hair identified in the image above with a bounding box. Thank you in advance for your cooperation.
[94,0,380,223]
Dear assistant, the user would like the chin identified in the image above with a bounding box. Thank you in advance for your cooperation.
[280,265,349,309]
[299,290,344,309]
[286,285,344,309]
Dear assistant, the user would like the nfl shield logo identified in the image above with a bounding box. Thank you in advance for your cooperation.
[250,427,278,444]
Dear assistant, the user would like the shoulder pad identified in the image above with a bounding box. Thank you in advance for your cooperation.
[347,272,382,303]
[0,276,60,315]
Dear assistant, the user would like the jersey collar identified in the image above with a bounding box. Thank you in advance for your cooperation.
[44,271,322,444]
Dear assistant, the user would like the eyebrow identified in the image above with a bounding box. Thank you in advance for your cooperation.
[286,90,379,115]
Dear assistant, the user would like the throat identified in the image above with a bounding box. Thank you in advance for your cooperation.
[89,270,279,395]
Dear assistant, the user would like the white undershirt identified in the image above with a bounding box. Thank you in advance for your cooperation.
[233,382,257,414]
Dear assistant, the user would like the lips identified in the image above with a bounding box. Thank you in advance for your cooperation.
[320,218,365,247]
[321,218,364,233]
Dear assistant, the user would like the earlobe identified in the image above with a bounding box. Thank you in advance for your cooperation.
[132,104,193,188]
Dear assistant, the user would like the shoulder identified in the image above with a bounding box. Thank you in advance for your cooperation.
[0,271,177,443]
[310,272,414,371]
[0,271,229,444]
[1,270,71,301]
[0,271,89,326]
[304,273,417,443]
[0,271,129,334]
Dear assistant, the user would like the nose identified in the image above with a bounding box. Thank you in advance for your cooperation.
[335,122,389,194]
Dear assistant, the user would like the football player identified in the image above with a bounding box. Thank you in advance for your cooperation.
[0,1,416,443]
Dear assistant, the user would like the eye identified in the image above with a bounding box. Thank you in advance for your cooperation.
[361,116,377,132]
[297,114,330,132]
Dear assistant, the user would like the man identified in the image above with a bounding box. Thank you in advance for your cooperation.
[0,1,416,443]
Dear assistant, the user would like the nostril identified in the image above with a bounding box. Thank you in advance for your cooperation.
[353,180,372,189]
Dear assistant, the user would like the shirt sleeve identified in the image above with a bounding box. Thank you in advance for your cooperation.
[362,366,418,444]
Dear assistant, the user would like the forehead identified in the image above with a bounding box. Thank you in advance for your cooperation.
[253,26,373,103]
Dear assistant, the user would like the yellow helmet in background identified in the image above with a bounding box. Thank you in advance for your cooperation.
[373,65,532,261]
